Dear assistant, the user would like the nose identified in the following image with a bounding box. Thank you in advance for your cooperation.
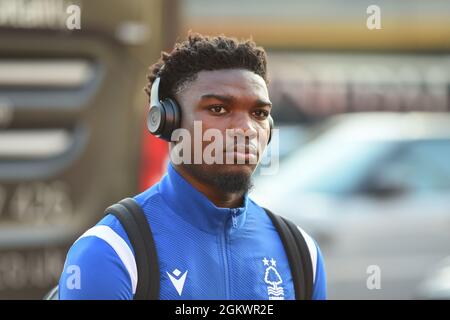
[227,111,258,142]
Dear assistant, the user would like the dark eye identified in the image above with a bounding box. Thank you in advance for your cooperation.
[253,109,269,119]
[209,105,227,114]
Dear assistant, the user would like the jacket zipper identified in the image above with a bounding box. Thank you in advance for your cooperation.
[221,208,238,299]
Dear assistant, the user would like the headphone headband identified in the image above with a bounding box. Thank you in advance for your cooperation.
[150,77,161,108]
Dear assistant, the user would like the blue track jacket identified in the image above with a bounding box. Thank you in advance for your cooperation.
[59,163,326,299]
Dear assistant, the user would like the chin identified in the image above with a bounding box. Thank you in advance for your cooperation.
[185,163,255,194]
[219,163,255,176]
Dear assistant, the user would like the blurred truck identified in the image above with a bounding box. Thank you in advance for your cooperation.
[0,0,171,299]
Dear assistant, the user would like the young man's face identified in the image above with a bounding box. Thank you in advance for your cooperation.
[173,68,272,193]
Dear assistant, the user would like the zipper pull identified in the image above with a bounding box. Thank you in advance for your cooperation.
[231,209,238,228]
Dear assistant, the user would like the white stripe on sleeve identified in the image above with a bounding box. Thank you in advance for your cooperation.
[296,226,318,284]
[75,225,137,294]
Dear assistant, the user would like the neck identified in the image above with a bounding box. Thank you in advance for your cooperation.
[173,164,245,208]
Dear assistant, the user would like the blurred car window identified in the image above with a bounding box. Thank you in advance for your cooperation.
[367,140,450,195]
[282,140,396,195]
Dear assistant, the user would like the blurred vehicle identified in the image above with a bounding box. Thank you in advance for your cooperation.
[0,0,171,299]
[251,112,450,299]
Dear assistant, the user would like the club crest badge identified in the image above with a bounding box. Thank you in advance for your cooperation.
[263,257,284,300]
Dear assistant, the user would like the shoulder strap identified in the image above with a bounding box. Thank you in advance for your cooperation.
[264,208,314,300]
[104,198,160,300]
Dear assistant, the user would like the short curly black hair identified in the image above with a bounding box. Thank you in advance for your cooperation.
[144,33,268,101]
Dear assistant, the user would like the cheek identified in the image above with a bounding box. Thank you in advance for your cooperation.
[201,123,227,151]
[199,116,228,139]
[254,122,271,153]
[181,116,228,153]
[180,111,194,129]
[263,123,271,140]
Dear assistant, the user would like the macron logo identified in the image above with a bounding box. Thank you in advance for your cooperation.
[167,269,188,296]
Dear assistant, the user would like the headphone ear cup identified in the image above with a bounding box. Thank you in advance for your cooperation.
[147,104,166,136]
[159,98,182,141]
[268,115,274,144]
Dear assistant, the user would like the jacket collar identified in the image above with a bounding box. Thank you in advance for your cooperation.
[159,162,248,234]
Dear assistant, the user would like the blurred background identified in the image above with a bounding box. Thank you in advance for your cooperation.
[0,0,449,299]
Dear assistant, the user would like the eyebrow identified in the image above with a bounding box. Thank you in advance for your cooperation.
[200,94,272,108]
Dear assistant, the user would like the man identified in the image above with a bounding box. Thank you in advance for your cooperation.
[59,33,326,300]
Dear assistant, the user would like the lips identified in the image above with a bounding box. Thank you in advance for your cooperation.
[223,144,258,164]
[225,143,258,154]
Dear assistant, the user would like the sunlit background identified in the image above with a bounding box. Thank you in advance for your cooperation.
[0,0,449,299]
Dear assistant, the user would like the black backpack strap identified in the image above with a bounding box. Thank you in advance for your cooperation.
[264,208,314,300]
[104,197,160,300]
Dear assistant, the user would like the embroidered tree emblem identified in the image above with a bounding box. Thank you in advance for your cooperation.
[263,258,283,288]
[263,257,284,299]
[265,266,282,288]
